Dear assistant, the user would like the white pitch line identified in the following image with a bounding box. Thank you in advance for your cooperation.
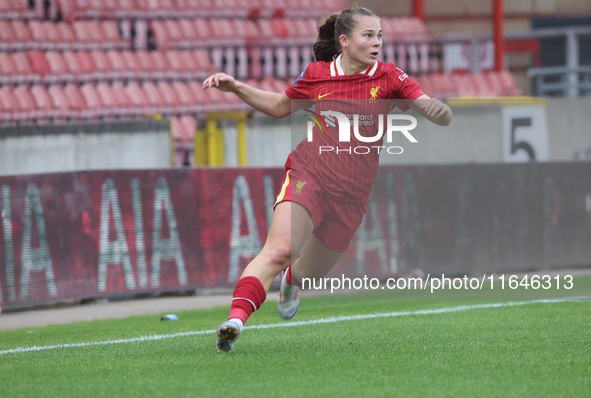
[1,297,588,356]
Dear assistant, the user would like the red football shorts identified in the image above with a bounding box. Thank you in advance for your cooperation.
[275,168,368,252]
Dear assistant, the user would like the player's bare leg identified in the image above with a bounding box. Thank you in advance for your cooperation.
[278,234,343,319]
[293,234,344,280]
[240,201,314,289]
[217,201,314,351]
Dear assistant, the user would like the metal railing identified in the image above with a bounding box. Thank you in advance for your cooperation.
[508,26,591,97]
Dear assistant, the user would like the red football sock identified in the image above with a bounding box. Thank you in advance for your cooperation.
[228,276,267,324]
[285,266,302,288]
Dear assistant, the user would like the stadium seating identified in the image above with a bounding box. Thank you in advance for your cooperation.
[10,52,41,84]
[0,0,42,21]
[0,86,18,124]
[0,0,525,135]
[0,52,15,84]
[47,84,76,120]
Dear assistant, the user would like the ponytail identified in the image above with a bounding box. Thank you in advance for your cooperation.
[313,13,339,62]
[313,6,379,62]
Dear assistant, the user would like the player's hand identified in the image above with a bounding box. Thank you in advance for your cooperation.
[409,95,452,126]
[420,98,449,118]
[202,73,238,92]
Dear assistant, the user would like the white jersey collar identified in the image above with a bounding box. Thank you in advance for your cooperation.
[330,54,378,77]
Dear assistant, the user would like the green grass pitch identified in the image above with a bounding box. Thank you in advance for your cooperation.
[1,290,589,397]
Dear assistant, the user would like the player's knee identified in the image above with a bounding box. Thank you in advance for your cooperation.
[264,241,292,269]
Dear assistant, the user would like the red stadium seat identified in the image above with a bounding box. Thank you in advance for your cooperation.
[177,50,203,80]
[107,83,137,117]
[101,20,128,50]
[192,19,211,44]
[63,85,89,119]
[31,85,60,120]
[55,22,76,51]
[140,81,166,114]
[188,80,221,112]
[105,50,132,81]
[72,21,101,50]
[270,77,289,94]
[171,81,200,113]
[0,0,38,20]
[90,50,114,80]
[119,50,144,81]
[256,18,275,41]
[47,85,77,120]
[207,0,246,19]
[0,52,16,85]
[27,50,51,79]
[140,0,176,18]
[0,87,19,124]
[45,51,75,83]
[99,0,119,19]
[12,86,41,121]
[258,78,276,93]
[133,50,158,80]
[163,20,184,48]
[495,70,524,96]
[163,50,185,80]
[123,83,149,116]
[469,74,497,97]
[55,0,75,22]
[179,114,197,147]
[10,52,41,84]
[185,80,211,112]
[74,51,98,81]
[177,19,198,48]
[61,51,84,82]
[114,0,139,19]
[173,0,199,18]
[192,0,215,18]
[427,73,458,98]
[449,73,478,97]
[69,0,100,20]
[270,19,289,39]
[208,18,236,46]
[169,115,187,165]
[28,21,61,51]
[8,20,32,51]
[316,0,349,15]
[201,82,226,111]
[79,84,108,119]
[412,75,435,98]
[0,22,15,52]
[191,49,215,76]
[96,82,127,118]
[155,81,181,114]
[148,51,174,80]
[150,20,171,50]
[55,0,100,21]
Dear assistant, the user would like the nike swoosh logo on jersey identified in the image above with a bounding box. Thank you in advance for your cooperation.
[318,92,332,99]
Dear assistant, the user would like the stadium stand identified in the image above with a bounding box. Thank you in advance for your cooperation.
[0,0,529,167]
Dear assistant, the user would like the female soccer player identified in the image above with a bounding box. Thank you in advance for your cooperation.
[203,6,452,352]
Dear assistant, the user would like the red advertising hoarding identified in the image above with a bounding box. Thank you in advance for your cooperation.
[2,164,591,310]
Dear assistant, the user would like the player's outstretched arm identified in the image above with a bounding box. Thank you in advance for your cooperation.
[409,94,453,126]
[202,72,294,118]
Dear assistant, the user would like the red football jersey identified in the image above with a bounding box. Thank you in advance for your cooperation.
[284,55,424,202]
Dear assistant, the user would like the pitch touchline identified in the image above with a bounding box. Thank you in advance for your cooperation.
[1,297,588,356]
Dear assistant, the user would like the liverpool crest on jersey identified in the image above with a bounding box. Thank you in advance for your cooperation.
[369,86,380,103]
